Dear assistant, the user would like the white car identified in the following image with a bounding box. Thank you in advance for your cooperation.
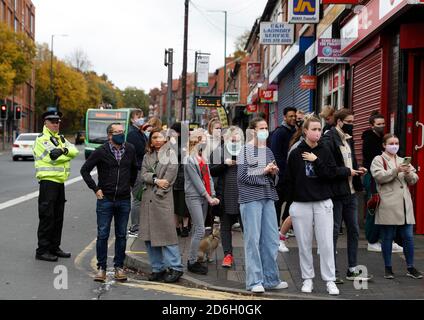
[12,133,40,161]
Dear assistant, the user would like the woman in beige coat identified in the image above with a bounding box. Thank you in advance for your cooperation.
[139,128,183,283]
[371,133,422,280]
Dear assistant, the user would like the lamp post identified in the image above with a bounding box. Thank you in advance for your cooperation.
[50,34,68,111]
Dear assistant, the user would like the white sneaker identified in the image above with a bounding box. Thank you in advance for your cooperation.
[326,281,340,295]
[286,229,295,238]
[301,279,313,293]
[392,242,403,253]
[278,240,289,253]
[269,281,288,290]
[251,284,265,293]
[367,242,382,252]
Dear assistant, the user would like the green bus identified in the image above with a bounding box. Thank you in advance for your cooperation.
[84,108,135,159]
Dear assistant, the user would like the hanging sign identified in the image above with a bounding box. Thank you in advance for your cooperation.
[318,39,350,63]
[288,0,320,23]
[260,22,294,45]
[197,55,210,88]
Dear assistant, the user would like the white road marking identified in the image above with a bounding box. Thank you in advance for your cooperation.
[0,171,97,211]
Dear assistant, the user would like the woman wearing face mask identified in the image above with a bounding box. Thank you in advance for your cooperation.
[285,116,340,295]
[209,126,244,268]
[371,134,422,280]
[237,117,288,293]
[184,129,220,275]
[139,128,184,283]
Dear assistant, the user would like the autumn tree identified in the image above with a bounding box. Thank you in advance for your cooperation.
[0,22,36,98]
[121,87,149,116]
[232,30,250,59]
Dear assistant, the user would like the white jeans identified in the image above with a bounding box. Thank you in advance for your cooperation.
[290,199,336,282]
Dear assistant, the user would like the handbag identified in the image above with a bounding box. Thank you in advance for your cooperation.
[366,156,387,214]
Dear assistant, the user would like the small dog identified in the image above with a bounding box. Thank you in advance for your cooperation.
[197,226,220,263]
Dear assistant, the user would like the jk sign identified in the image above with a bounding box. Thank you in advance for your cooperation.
[288,0,320,23]
[260,22,294,45]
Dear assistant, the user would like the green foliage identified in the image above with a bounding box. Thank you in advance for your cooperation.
[121,87,149,116]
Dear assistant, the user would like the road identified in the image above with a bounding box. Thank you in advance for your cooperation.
[0,146,241,300]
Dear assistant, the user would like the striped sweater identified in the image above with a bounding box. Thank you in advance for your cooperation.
[237,144,279,204]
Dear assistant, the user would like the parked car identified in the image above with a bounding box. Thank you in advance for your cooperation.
[74,131,85,145]
[12,133,40,161]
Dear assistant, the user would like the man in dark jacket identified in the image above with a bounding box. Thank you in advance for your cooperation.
[270,107,297,225]
[321,109,372,284]
[80,123,138,283]
[126,116,148,237]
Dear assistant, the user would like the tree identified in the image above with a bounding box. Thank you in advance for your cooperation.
[66,48,92,72]
[121,87,149,115]
[232,30,250,59]
[0,22,36,98]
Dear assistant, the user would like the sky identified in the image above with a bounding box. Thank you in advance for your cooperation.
[32,0,268,92]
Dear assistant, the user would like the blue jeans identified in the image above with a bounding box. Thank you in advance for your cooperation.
[145,242,183,273]
[381,224,415,268]
[333,194,359,270]
[96,198,131,269]
[240,200,281,290]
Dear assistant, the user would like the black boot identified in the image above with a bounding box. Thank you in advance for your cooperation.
[148,270,167,282]
[164,269,184,283]
[36,252,58,262]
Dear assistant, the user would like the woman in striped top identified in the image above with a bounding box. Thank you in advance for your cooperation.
[237,117,288,293]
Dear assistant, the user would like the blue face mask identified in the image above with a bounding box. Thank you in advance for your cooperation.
[112,133,125,145]
[257,130,269,141]
[145,131,150,139]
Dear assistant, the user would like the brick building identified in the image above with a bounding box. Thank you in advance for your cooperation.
[0,0,36,142]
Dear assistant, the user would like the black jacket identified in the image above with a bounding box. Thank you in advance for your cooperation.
[284,141,337,203]
[80,142,138,201]
[126,128,148,170]
[270,123,296,185]
[362,129,383,171]
[320,127,363,198]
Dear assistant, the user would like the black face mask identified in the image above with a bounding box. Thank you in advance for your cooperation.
[342,123,354,136]
[296,120,304,128]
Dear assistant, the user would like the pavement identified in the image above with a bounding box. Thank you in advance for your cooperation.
[125,223,424,300]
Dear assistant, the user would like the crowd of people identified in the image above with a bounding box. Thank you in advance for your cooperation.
[34,106,423,295]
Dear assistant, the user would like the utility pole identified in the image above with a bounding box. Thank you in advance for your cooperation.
[181,0,189,122]
[164,49,174,126]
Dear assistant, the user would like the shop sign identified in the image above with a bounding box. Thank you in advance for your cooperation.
[247,62,264,85]
[300,75,317,89]
[260,22,294,45]
[259,89,278,103]
[246,105,259,113]
[318,39,350,63]
[288,0,320,23]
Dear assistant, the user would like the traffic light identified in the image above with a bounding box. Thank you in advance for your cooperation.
[14,106,21,120]
[0,105,7,120]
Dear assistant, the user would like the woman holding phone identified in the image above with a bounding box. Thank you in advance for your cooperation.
[371,134,422,280]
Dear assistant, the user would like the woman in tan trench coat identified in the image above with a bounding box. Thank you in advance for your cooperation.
[371,133,422,280]
[139,128,183,283]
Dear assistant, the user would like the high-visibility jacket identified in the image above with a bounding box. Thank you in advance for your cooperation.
[33,126,79,184]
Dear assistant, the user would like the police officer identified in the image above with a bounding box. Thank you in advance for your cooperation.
[33,111,79,262]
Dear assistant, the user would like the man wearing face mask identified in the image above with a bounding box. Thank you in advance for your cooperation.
[127,114,149,237]
[321,109,372,284]
[128,109,144,135]
[80,123,138,282]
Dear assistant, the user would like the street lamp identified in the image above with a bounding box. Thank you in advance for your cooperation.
[50,34,68,111]
[207,10,227,94]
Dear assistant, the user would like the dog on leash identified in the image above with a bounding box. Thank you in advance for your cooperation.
[197,226,220,263]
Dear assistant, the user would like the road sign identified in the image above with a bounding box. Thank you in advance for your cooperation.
[195,96,222,108]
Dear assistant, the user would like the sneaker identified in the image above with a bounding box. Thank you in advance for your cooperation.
[222,254,234,268]
[335,277,344,284]
[278,240,289,253]
[392,242,403,253]
[406,267,423,279]
[180,227,189,238]
[346,269,373,281]
[326,281,340,295]
[251,284,265,293]
[187,260,208,275]
[114,268,127,281]
[384,267,395,279]
[128,231,138,238]
[268,281,288,290]
[94,268,107,282]
[286,229,295,238]
[164,269,184,283]
[301,279,313,293]
[232,222,241,231]
[148,270,167,282]
[367,242,382,252]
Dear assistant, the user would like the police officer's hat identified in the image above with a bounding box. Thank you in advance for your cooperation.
[42,110,63,120]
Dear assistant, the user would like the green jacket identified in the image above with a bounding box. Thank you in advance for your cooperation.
[33,126,79,183]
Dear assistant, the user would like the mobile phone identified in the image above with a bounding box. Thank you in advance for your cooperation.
[402,157,412,166]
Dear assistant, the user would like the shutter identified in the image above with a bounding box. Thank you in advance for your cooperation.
[278,71,294,125]
[317,63,333,76]
[294,59,311,113]
[351,48,383,166]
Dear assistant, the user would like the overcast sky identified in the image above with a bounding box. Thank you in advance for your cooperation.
[32,0,268,92]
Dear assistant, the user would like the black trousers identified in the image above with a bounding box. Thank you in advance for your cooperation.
[36,180,66,255]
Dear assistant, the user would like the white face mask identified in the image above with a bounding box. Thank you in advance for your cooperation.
[385,144,399,155]
[226,142,242,156]
[257,130,269,141]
